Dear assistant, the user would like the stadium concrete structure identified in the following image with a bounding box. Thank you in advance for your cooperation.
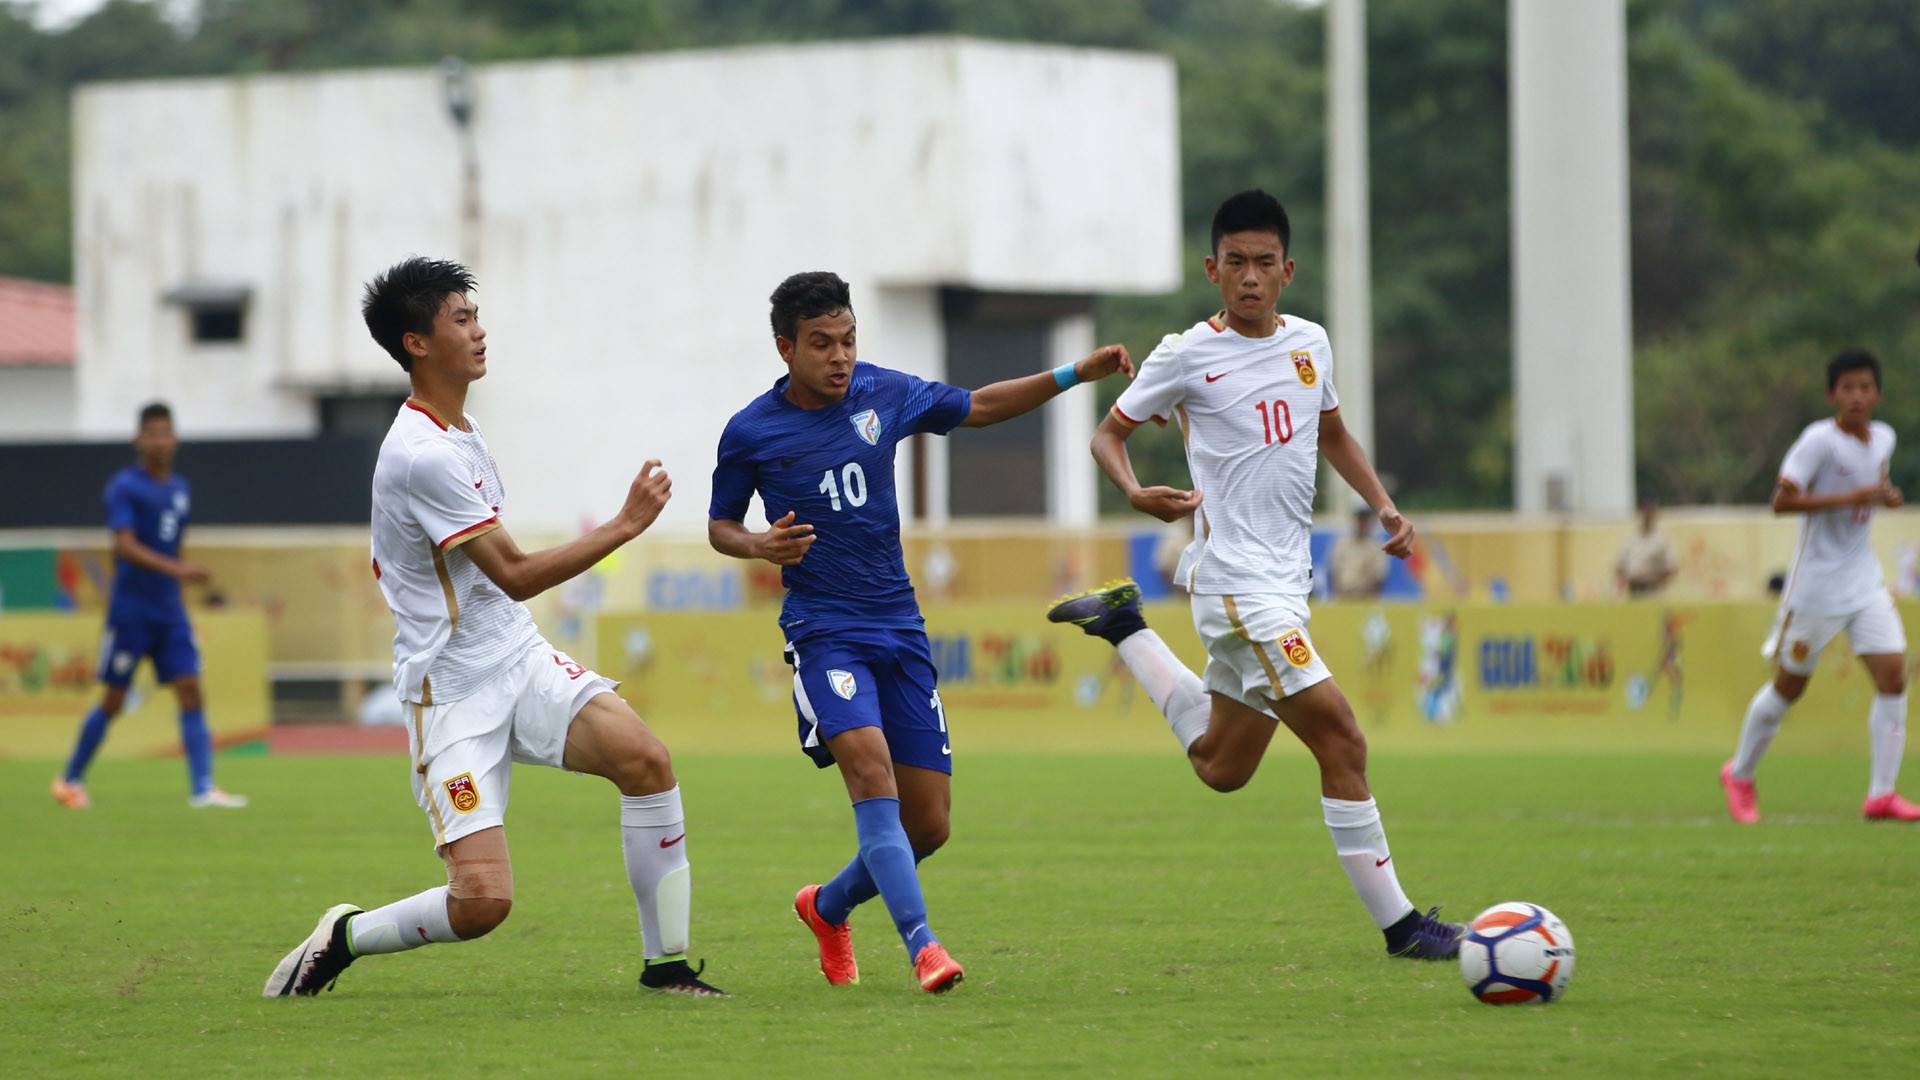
[71,38,1182,534]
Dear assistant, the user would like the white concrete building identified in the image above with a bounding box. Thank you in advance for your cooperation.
[72,37,1181,533]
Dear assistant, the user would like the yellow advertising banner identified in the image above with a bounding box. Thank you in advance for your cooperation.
[0,612,271,760]
[597,599,1905,756]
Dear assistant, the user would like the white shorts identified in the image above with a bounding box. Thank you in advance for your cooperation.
[405,638,618,849]
[1763,590,1908,676]
[1190,591,1332,711]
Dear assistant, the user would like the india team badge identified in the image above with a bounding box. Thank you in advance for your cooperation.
[827,669,859,699]
[1289,350,1317,387]
[851,409,882,445]
[1278,629,1314,668]
[443,772,481,814]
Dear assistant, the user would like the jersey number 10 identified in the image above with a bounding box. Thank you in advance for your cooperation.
[819,463,869,511]
[1254,400,1294,446]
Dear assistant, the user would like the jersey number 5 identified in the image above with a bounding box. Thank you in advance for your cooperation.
[1254,400,1294,446]
[819,463,869,511]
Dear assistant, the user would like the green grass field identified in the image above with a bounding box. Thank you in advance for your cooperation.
[3,750,1915,1078]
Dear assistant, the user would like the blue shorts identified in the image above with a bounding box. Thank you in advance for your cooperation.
[786,627,951,774]
[98,614,199,687]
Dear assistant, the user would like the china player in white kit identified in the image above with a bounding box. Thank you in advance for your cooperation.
[263,258,725,997]
[1049,190,1465,960]
[1721,350,1920,823]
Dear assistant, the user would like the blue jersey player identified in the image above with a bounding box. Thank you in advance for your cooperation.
[52,404,247,810]
[709,272,1131,992]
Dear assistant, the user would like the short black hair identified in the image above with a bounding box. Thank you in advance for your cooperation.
[361,257,478,372]
[1211,189,1291,256]
[769,271,853,341]
[138,402,171,427]
[1827,348,1882,390]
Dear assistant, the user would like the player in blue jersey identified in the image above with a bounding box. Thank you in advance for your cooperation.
[51,403,247,810]
[709,271,1132,993]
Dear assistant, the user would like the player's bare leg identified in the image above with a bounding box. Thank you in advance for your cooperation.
[1271,680,1460,958]
[1858,653,1919,820]
[562,691,724,995]
[819,728,960,992]
[1724,667,1810,824]
[53,685,129,809]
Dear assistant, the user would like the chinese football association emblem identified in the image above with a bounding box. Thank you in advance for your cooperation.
[1289,350,1317,387]
[444,772,481,814]
[1278,629,1314,668]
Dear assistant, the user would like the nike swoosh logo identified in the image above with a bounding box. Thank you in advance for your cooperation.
[660,833,686,848]
[415,925,429,942]
[940,744,951,755]
[1205,370,1234,382]
[1375,855,1392,867]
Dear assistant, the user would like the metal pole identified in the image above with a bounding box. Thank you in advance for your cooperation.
[1325,0,1375,514]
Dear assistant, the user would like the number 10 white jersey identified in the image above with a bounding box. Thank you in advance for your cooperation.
[1113,313,1339,595]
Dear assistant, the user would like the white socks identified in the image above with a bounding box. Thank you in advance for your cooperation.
[347,885,459,956]
[1869,692,1907,798]
[1322,796,1414,930]
[1116,629,1212,751]
[621,785,692,960]
[1732,684,1791,780]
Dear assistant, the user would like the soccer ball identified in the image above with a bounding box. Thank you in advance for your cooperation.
[1458,902,1576,1004]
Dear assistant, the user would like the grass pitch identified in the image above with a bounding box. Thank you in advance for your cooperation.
[2,749,1915,1078]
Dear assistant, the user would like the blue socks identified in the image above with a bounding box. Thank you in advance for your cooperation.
[817,843,929,925]
[63,707,114,783]
[839,797,937,957]
[179,707,213,796]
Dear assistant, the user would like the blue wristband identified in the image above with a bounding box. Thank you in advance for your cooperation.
[1053,363,1080,390]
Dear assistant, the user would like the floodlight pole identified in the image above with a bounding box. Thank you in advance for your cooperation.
[1324,0,1375,516]
[442,57,482,267]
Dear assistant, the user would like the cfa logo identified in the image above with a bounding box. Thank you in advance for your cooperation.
[827,669,859,699]
[851,409,882,446]
[1278,629,1313,668]
[1289,350,1317,387]
[443,772,480,814]
[173,491,190,514]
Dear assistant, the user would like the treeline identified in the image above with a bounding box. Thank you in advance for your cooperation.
[1,0,1915,509]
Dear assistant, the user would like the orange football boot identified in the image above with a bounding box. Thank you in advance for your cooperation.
[794,884,859,985]
[50,777,90,809]
[913,942,963,994]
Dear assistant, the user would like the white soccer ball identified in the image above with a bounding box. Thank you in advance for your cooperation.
[1458,902,1576,1004]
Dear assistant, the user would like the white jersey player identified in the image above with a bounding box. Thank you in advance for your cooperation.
[1049,189,1465,960]
[264,257,725,998]
[1722,350,1919,823]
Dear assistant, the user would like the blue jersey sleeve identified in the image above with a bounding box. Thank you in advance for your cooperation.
[900,374,972,436]
[709,418,760,522]
[104,475,136,532]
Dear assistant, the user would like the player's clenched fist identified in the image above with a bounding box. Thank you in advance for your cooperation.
[1130,485,1202,523]
[756,510,816,566]
[1074,343,1135,383]
[621,460,672,533]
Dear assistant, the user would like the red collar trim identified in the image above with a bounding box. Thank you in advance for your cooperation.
[406,398,450,431]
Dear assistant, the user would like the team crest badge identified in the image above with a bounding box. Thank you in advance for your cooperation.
[1289,351,1317,387]
[1278,629,1314,668]
[851,409,881,446]
[444,772,481,814]
[1790,640,1810,663]
[828,669,859,699]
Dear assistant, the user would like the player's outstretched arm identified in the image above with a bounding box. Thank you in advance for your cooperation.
[1090,411,1202,522]
[112,527,210,584]
[958,344,1134,428]
[464,460,671,602]
[1320,409,1416,559]
[708,511,815,566]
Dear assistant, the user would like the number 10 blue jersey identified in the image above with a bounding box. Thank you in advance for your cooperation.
[709,362,971,641]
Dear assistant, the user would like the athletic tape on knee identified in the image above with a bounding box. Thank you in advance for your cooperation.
[620,784,685,828]
[447,857,515,902]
